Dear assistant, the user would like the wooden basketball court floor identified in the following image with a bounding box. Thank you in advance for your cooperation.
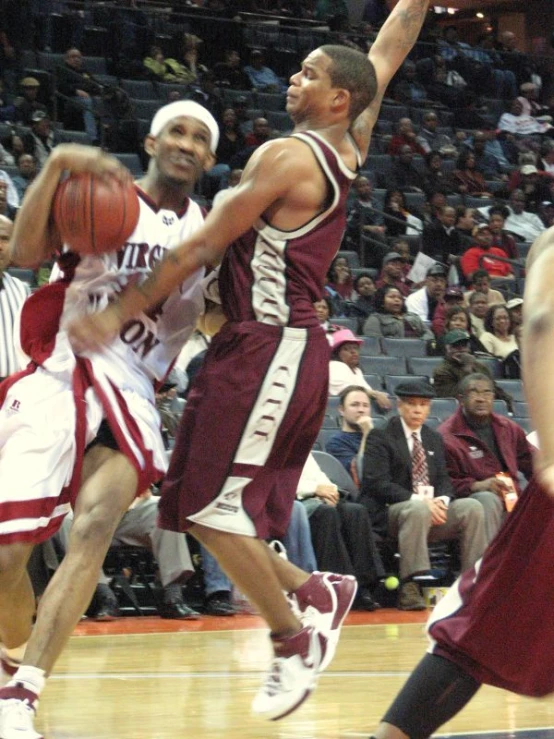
[34,609,554,739]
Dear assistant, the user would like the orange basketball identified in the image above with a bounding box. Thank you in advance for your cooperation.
[53,173,140,255]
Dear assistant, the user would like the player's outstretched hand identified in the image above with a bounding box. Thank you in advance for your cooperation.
[67,305,124,354]
[52,144,132,185]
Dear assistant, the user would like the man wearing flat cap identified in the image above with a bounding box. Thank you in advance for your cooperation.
[405,263,447,326]
[361,380,486,610]
[13,77,47,126]
[433,330,513,411]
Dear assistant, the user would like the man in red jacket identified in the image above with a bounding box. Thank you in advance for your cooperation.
[460,223,515,281]
[439,372,535,543]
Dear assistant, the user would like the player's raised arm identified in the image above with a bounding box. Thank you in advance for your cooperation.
[522,227,554,493]
[351,0,430,157]
[67,138,312,351]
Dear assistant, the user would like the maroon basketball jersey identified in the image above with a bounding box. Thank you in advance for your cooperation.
[218,131,361,328]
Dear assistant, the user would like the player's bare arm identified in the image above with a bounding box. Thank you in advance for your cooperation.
[67,138,321,351]
[351,0,430,157]
[522,226,554,494]
[10,144,130,268]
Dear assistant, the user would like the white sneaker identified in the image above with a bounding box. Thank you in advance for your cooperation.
[0,696,43,739]
[292,571,357,672]
[251,625,321,721]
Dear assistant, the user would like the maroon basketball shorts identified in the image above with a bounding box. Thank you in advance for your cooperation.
[159,321,329,539]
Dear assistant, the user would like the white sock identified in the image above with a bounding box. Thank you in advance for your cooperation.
[3,642,27,663]
[9,666,46,696]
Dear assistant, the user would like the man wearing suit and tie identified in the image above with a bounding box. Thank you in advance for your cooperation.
[361,380,487,610]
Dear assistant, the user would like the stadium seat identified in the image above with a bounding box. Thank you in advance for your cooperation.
[337,250,361,269]
[120,79,158,100]
[7,268,37,288]
[423,416,442,431]
[513,417,532,434]
[360,355,406,376]
[359,336,381,356]
[430,397,458,420]
[495,379,525,402]
[316,428,340,452]
[331,317,358,332]
[407,356,443,377]
[255,91,287,111]
[492,399,510,416]
[385,375,427,394]
[364,374,384,390]
[381,337,427,358]
[475,355,502,378]
[312,451,359,501]
[266,110,292,132]
[512,400,529,417]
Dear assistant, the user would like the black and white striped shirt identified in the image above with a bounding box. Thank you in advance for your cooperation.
[0,272,30,379]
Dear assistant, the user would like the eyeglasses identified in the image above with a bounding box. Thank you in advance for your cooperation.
[466,389,494,398]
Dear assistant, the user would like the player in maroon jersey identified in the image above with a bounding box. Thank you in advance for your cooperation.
[69,0,432,722]
[364,226,554,739]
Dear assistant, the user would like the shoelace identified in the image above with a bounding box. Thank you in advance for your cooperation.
[262,658,288,697]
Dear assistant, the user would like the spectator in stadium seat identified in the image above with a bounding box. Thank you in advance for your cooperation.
[422,204,461,266]
[393,61,433,107]
[297,450,384,611]
[479,304,518,360]
[362,284,433,341]
[454,205,477,251]
[392,144,427,193]
[432,330,513,412]
[467,290,489,337]
[430,302,486,355]
[488,205,518,260]
[382,189,424,237]
[405,263,447,327]
[460,224,514,282]
[500,188,546,241]
[375,251,411,297]
[498,98,553,137]
[387,118,426,157]
[213,50,252,90]
[452,150,493,198]
[416,111,456,157]
[328,330,391,409]
[361,379,487,611]
[314,296,342,345]
[344,175,387,253]
[243,49,286,93]
[325,385,374,476]
[439,372,535,543]
[244,117,271,148]
[470,131,509,181]
[464,268,506,307]
[421,152,457,197]
[56,48,101,143]
[11,153,37,201]
[13,77,47,127]
[430,288,467,340]
[326,254,355,303]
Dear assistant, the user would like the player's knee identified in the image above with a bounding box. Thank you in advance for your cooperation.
[0,545,30,588]
[70,503,122,547]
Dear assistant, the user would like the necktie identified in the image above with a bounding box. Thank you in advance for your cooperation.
[411,432,429,492]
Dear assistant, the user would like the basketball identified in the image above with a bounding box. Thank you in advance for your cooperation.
[53,173,140,255]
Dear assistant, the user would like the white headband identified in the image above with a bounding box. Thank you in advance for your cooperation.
[149,101,220,153]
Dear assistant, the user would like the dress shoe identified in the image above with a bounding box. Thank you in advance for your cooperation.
[397,581,426,611]
[158,601,201,620]
[92,584,119,621]
[353,587,380,612]
[205,591,236,616]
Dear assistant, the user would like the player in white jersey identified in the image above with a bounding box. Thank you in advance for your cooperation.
[0,101,218,739]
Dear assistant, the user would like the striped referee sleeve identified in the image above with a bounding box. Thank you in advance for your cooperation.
[0,273,30,378]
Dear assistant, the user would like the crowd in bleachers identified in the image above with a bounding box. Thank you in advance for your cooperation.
[0,0,547,614]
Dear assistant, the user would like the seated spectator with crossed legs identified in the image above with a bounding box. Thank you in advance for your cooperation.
[361,381,487,611]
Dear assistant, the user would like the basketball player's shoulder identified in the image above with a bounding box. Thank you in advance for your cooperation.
[250,136,318,179]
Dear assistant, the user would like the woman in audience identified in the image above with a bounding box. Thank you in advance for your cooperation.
[346,272,377,332]
[479,303,519,359]
[328,328,391,409]
[452,150,493,198]
[325,254,355,307]
[314,296,341,345]
[382,189,423,237]
[207,107,245,195]
[422,151,456,196]
[362,285,433,340]
[488,205,518,260]
[428,305,486,356]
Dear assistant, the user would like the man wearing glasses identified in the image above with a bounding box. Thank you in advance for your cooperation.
[438,372,535,543]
